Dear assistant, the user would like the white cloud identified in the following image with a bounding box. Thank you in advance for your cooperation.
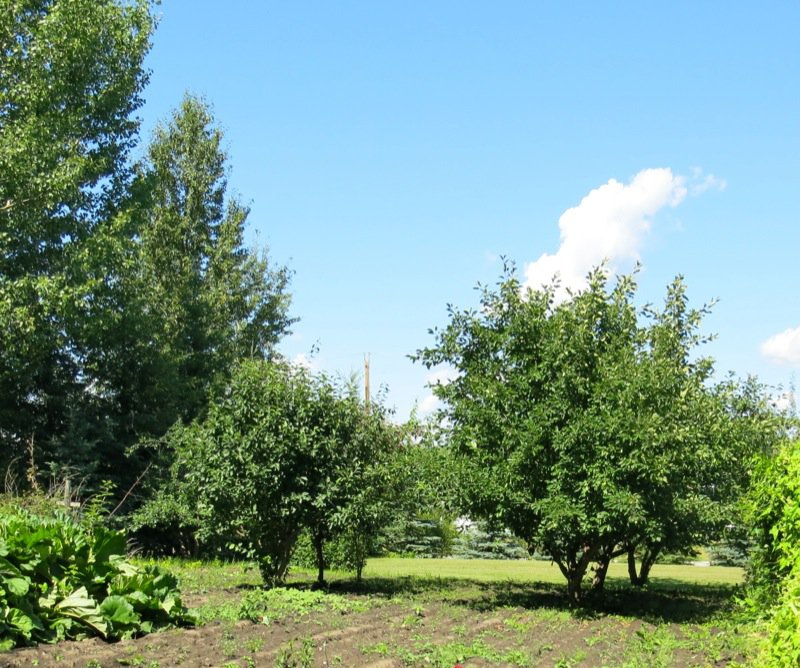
[417,393,441,416]
[523,168,688,298]
[417,366,458,416]
[689,167,727,195]
[426,366,458,387]
[291,353,318,371]
[761,326,800,366]
[770,392,795,413]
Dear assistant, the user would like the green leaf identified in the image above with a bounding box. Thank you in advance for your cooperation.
[100,595,139,625]
[109,554,140,577]
[160,595,177,615]
[4,577,30,597]
[123,590,150,607]
[0,557,23,578]
[6,608,34,636]
[55,587,108,638]
[90,530,127,567]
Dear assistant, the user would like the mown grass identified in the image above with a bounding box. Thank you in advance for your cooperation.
[143,556,743,603]
[363,557,744,586]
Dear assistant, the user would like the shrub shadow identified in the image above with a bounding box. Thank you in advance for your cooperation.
[322,574,740,624]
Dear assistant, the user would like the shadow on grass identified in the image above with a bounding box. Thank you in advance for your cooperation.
[314,574,740,625]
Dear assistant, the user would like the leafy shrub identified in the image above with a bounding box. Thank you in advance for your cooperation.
[290,530,363,573]
[290,530,350,570]
[746,440,800,609]
[745,440,800,666]
[763,570,800,668]
[158,360,400,586]
[127,490,201,557]
[0,503,192,649]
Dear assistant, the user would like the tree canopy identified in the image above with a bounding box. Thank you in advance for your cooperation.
[0,0,154,485]
[415,265,777,601]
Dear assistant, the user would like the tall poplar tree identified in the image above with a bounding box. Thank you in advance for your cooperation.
[0,0,154,484]
[134,93,294,425]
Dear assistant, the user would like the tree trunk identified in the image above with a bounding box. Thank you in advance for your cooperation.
[591,542,626,594]
[556,544,600,604]
[627,544,660,587]
[639,548,657,585]
[258,532,297,587]
[627,545,642,586]
[567,572,583,603]
[314,529,326,586]
[353,535,366,584]
[592,555,610,593]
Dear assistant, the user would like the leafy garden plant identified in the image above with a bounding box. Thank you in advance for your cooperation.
[0,503,191,649]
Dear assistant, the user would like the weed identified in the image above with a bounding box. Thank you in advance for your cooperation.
[573,648,588,662]
[505,612,536,633]
[620,625,681,668]
[363,641,390,656]
[399,637,532,667]
[221,639,240,659]
[401,613,423,628]
[274,638,314,668]
[238,587,367,625]
[245,637,265,653]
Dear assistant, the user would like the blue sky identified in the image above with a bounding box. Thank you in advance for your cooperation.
[139,1,799,419]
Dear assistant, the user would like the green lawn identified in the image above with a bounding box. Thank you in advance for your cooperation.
[150,556,744,594]
[362,557,744,586]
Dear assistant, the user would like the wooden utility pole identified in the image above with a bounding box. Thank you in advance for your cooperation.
[364,354,370,413]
